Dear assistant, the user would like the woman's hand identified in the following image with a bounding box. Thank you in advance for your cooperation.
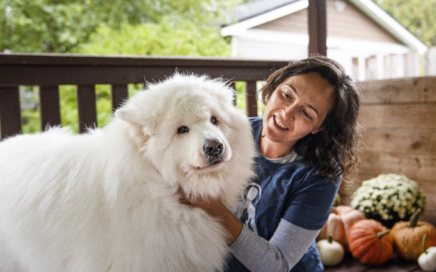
[178,188,244,245]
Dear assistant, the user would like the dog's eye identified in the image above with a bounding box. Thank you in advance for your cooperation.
[211,116,218,125]
[177,126,189,134]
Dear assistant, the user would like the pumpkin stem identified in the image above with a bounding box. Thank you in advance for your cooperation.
[377,229,390,239]
[409,208,422,228]
[423,234,428,254]
[328,235,333,243]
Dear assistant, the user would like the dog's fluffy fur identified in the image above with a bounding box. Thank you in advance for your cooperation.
[0,74,256,272]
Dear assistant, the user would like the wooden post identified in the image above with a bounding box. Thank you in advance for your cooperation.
[246,81,258,117]
[0,87,22,139]
[308,0,327,57]
[39,86,61,130]
[365,55,378,80]
[425,47,436,76]
[111,84,128,112]
[77,85,97,133]
[404,51,420,78]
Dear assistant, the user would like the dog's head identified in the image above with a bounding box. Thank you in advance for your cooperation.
[115,74,255,205]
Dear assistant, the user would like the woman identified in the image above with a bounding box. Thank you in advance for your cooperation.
[181,56,361,271]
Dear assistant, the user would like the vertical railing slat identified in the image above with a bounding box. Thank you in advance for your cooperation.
[0,86,22,139]
[229,81,236,106]
[246,81,257,117]
[77,85,97,134]
[111,84,128,113]
[39,86,61,130]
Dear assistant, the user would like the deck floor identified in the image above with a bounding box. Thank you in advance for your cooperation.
[324,254,425,272]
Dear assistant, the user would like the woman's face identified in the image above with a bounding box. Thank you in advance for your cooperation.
[262,72,335,149]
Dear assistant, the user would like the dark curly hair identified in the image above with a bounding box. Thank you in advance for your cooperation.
[260,56,361,182]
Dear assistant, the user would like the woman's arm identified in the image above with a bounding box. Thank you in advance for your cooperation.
[178,189,243,245]
[179,191,318,272]
[232,219,319,272]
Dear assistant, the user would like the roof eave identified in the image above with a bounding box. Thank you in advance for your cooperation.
[221,0,308,37]
[222,0,428,54]
[347,0,428,54]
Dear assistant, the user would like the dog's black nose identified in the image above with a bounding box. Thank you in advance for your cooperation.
[203,139,224,156]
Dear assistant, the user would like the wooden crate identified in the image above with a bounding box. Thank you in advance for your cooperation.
[339,76,436,226]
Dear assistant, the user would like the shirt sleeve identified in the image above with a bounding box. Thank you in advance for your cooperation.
[230,219,319,272]
[283,175,340,230]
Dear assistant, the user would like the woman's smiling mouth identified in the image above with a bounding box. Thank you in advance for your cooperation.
[274,115,288,130]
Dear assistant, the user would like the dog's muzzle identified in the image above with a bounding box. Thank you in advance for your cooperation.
[203,138,225,166]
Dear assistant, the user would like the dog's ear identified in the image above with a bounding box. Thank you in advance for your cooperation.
[115,91,158,130]
[115,106,156,133]
[115,106,155,147]
[115,107,141,126]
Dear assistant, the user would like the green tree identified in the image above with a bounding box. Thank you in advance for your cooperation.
[76,17,231,56]
[1,0,251,133]
[376,0,436,46]
[0,0,241,53]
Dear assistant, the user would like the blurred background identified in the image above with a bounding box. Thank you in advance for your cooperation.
[1,0,434,133]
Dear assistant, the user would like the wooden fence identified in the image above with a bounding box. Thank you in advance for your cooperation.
[1,53,435,225]
[356,47,436,81]
[0,53,288,138]
[340,76,436,226]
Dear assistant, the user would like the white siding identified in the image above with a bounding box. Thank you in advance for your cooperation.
[233,37,307,60]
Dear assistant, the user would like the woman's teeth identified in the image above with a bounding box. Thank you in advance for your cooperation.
[274,116,287,129]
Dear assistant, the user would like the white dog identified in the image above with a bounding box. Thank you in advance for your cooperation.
[0,74,256,272]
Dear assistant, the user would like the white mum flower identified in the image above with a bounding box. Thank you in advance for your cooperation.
[351,174,426,222]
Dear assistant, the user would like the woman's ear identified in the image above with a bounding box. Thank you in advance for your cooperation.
[312,126,324,134]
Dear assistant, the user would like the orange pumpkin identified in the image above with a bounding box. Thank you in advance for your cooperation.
[317,205,366,251]
[391,209,436,261]
[348,219,394,265]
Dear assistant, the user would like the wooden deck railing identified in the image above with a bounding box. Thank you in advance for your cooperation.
[0,53,288,139]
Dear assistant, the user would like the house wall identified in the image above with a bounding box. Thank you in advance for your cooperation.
[229,0,411,80]
[254,0,402,44]
[339,76,436,226]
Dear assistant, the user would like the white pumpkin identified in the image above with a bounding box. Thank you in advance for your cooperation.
[316,236,344,266]
[418,234,436,272]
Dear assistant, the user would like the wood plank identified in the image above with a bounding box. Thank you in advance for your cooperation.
[358,152,436,181]
[359,77,436,104]
[0,86,22,139]
[359,104,436,130]
[111,84,128,112]
[39,86,61,130]
[326,254,421,272]
[0,53,288,68]
[77,85,97,133]
[0,66,284,86]
[365,255,419,272]
[324,254,370,272]
[360,129,436,155]
[421,206,436,227]
[246,81,258,117]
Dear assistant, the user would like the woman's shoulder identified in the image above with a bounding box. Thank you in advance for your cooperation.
[248,117,262,130]
[258,157,340,189]
[292,160,341,188]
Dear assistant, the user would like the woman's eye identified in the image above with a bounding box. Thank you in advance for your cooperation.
[303,111,312,120]
[177,126,189,134]
[211,116,218,125]
[283,91,293,100]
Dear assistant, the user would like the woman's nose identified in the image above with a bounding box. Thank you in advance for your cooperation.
[283,103,297,120]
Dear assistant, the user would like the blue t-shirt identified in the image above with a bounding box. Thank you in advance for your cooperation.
[225,117,340,272]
